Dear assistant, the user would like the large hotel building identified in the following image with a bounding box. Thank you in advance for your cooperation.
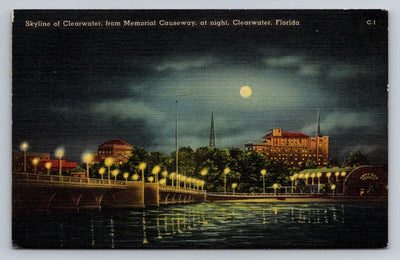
[244,114,329,166]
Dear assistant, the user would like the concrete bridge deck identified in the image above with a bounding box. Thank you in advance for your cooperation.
[12,172,206,214]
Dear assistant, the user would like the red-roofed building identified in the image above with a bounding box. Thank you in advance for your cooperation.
[245,128,329,166]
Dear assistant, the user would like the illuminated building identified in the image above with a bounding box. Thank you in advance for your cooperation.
[12,151,78,173]
[12,151,50,172]
[97,140,133,163]
[244,111,329,166]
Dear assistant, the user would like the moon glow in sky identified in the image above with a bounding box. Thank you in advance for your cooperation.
[240,86,252,98]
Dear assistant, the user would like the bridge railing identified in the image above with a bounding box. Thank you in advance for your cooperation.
[206,192,329,197]
[13,172,128,187]
[159,185,206,194]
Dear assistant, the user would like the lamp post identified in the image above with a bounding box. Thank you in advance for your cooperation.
[317,172,322,193]
[311,173,315,185]
[326,172,331,184]
[55,147,65,176]
[111,169,119,181]
[290,176,295,194]
[123,172,129,182]
[131,173,139,181]
[20,142,28,172]
[272,183,278,196]
[200,180,205,190]
[331,184,336,197]
[98,167,106,179]
[304,173,310,185]
[187,177,192,189]
[45,162,52,175]
[161,170,168,185]
[260,169,267,194]
[232,183,237,195]
[335,171,340,182]
[169,172,176,187]
[223,167,230,195]
[152,165,161,183]
[82,153,93,178]
[104,157,114,184]
[32,158,40,174]
[341,171,346,194]
[139,162,147,183]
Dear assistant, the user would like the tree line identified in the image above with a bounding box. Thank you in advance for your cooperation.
[89,146,369,193]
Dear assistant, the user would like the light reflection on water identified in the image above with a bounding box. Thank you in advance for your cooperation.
[12,202,387,249]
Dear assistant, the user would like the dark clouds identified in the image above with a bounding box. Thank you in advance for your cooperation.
[12,10,387,163]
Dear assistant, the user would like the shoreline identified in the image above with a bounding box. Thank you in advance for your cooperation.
[207,196,388,204]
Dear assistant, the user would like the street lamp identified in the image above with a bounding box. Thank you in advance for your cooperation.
[32,158,40,174]
[55,147,65,176]
[310,173,315,185]
[232,183,238,195]
[20,142,28,172]
[304,173,310,185]
[82,153,93,178]
[341,171,347,194]
[104,157,114,183]
[335,171,340,182]
[200,180,205,190]
[169,172,176,187]
[131,173,139,181]
[148,176,154,183]
[161,170,168,185]
[223,167,230,195]
[290,175,295,194]
[326,172,331,184]
[317,172,322,193]
[123,172,129,182]
[187,177,192,189]
[331,184,336,197]
[260,169,267,194]
[45,162,52,175]
[98,167,106,179]
[111,169,119,181]
[152,165,161,183]
[272,183,279,196]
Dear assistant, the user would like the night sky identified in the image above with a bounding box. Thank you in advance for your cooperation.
[12,10,388,164]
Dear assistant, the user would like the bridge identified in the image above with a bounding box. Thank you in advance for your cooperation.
[12,172,206,215]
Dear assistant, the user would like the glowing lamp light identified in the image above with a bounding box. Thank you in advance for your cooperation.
[131,173,139,181]
[161,170,168,178]
[111,169,119,180]
[98,167,106,179]
[148,176,154,183]
[45,162,52,175]
[31,158,40,174]
[20,142,29,151]
[341,171,347,177]
[260,169,267,176]
[104,157,114,167]
[123,172,129,181]
[223,167,230,175]
[138,162,147,171]
[200,168,209,176]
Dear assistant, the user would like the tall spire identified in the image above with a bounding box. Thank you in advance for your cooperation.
[316,108,321,137]
[209,112,216,148]
[176,100,179,175]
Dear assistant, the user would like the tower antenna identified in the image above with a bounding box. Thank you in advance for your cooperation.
[176,100,179,176]
[209,111,216,148]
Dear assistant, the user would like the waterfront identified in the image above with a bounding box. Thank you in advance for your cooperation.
[12,201,387,249]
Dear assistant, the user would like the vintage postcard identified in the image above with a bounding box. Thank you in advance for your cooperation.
[12,10,388,249]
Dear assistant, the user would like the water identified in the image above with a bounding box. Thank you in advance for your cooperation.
[12,202,387,249]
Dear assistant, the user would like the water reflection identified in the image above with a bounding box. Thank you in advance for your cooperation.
[12,202,387,249]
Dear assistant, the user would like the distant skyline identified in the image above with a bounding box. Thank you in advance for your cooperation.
[12,10,388,164]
